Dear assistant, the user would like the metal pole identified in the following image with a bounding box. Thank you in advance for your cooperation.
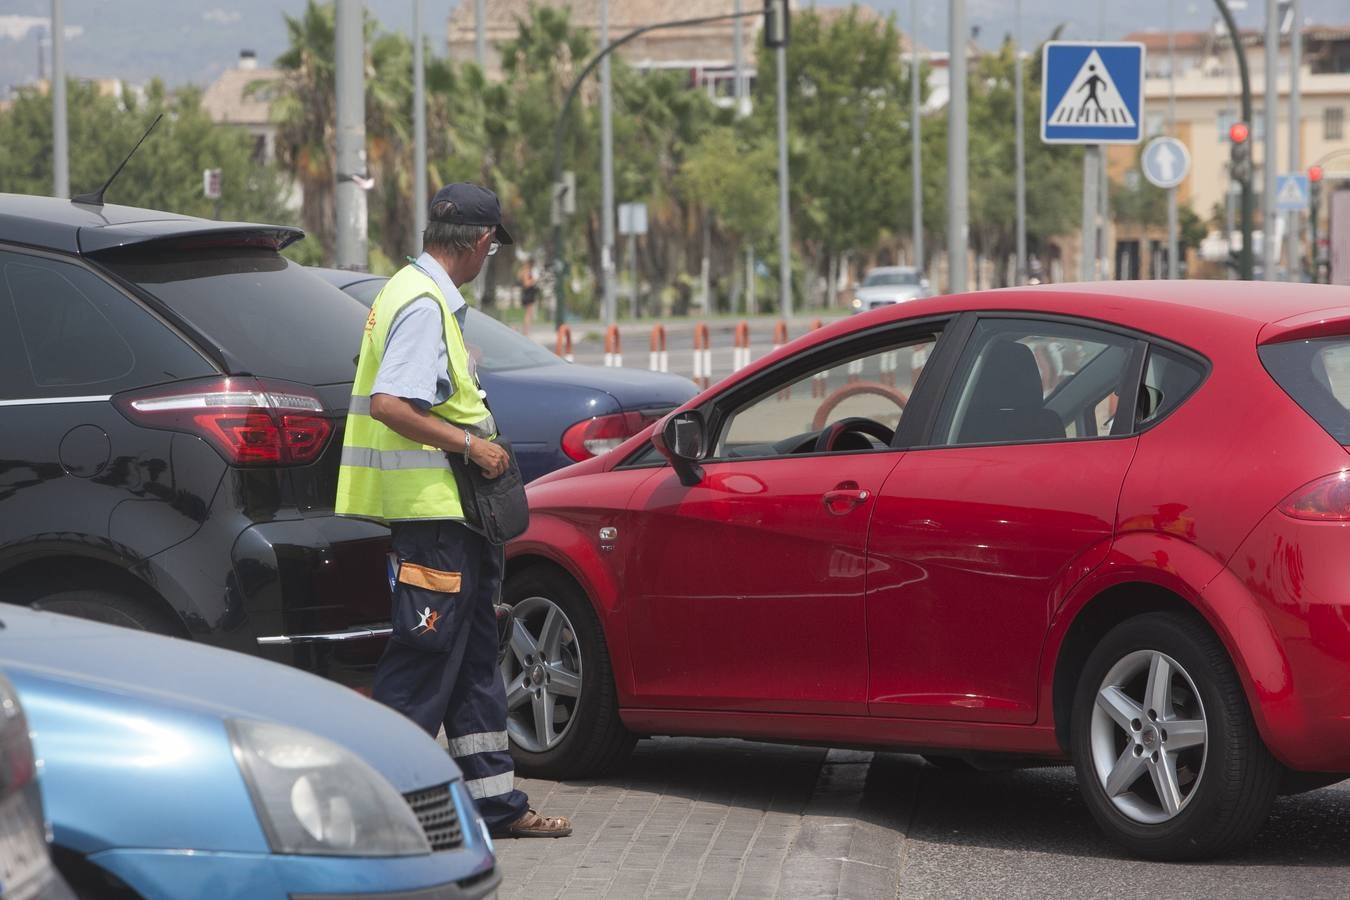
[413,0,427,252]
[1214,0,1254,280]
[1168,1,1179,278]
[600,0,616,324]
[776,43,792,316]
[701,214,712,313]
[1263,0,1278,280]
[746,247,756,315]
[734,0,747,116]
[911,0,924,270]
[947,0,968,293]
[335,0,367,269]
[1098,0,1109,280]
[1014,0,1026,285]
[1167,189,1179,279]
[475,0,486,70]
[629,232,638,318]
[51,0,68,198]
[1082,148,1100,281]
[1288,0,1302,279]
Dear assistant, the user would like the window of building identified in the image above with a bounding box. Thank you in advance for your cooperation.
[1327,107,1345,141]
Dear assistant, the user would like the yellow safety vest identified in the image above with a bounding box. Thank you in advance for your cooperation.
[335,264,491,523]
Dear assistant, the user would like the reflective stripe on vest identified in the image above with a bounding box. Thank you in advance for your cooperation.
[335,265,491,523]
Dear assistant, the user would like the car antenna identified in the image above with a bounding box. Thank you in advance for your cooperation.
[71,113,163,208]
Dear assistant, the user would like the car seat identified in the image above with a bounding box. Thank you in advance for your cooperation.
[957,339,1065,444]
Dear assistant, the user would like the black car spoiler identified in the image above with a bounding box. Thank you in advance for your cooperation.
[80,220,305,255]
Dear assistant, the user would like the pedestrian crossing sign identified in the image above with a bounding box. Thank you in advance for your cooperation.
[1275,173,1310,211]
[1041,41,1145,144]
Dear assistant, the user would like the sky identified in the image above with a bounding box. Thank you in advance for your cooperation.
[2,1,1348,95]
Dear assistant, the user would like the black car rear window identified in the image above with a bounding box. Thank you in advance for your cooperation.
[342,277,561,373]
[1260,337,1350,443]
[99,248,367,386]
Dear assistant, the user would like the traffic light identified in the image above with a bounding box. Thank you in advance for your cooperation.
[1228,122,1251,185]
[1309,165,1323,184]
[764,0,790,48]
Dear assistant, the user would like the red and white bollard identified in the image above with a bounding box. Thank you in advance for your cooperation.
[733,321,752,372]
[604,324,622,367]
[810,319,828,398]
[649,324,668,373]
[554,325,574,363]
[879,349,899,387]
[774,321,791,400]
[911,344,929,388]
[693,322,712,389]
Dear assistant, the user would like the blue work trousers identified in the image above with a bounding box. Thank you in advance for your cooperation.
[373,520,528,831]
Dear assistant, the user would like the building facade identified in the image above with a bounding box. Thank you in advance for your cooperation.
[1108,25,1350,276]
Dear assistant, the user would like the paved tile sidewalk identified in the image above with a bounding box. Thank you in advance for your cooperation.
[495,738,919,900]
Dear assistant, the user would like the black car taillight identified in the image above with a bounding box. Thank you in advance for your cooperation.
[114,376,333,466]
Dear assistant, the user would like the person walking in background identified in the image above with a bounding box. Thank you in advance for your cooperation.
[336,183,571,839]
[518,257,539,336]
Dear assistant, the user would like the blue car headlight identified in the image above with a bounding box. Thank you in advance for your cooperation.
[228,719,429,857]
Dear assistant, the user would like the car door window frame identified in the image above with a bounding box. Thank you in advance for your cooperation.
[0,243,218,402]
[910,312,1152,448]
[614,314,960,470]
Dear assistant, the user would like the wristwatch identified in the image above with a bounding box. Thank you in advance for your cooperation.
[463,431,473,463]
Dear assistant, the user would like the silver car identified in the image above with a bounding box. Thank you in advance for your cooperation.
[850,265,931,313]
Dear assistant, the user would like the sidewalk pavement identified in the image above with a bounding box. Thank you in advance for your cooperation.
[494,738,917,900]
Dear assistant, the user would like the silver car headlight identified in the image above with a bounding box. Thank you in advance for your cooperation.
[228,719,429,857]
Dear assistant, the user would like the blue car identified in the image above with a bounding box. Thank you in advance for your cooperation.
[311,268,697,483]
[0,606,498,900]
[0,671,74,900]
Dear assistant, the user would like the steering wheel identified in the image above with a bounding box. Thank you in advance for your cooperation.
[813,416,896,453]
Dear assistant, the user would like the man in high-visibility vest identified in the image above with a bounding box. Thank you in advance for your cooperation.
[337,184,571,839]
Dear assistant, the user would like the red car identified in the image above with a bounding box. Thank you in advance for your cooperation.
[501,281,1350,859]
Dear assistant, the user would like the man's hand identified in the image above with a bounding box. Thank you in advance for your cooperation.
[469,438,509,479]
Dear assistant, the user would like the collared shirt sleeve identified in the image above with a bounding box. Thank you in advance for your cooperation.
[372,297,452,410]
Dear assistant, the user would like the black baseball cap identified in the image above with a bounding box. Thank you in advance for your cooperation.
[428,183,513,244]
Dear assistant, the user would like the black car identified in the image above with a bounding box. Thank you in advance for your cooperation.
[0,193,397,684]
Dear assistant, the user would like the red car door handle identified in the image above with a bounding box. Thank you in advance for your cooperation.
[823,489,870,514]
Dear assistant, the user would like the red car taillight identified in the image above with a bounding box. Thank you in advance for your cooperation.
[561,411,662,462]
[1278,471,1350,521]
[114,376,333,466]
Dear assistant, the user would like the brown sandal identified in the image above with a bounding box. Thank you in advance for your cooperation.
[496,808,572,838]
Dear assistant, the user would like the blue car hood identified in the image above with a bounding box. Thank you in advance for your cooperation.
[0,607,457,794]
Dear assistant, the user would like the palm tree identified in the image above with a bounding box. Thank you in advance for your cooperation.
[267,0,414,266]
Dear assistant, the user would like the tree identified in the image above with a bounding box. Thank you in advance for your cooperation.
[679,127,777,310]
[0,80,290,223]
[960,36,1083,287]
[268,0,412,265]
[751,8,914,306]
[1112,147,1208,257]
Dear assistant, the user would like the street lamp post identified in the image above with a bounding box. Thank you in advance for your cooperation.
[911,0,923,272]
[1214,0,1255,280]
[335,0,368,269]
[600,0,616,325]
[1264,0,1278,280]
[947,0,968,293]
[1014,0,1027,285]
[412,0,426,252]
[51,0,68,199]
[1288,0,1302,279]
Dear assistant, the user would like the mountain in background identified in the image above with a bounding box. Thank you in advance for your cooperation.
[4,0,1347,96]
